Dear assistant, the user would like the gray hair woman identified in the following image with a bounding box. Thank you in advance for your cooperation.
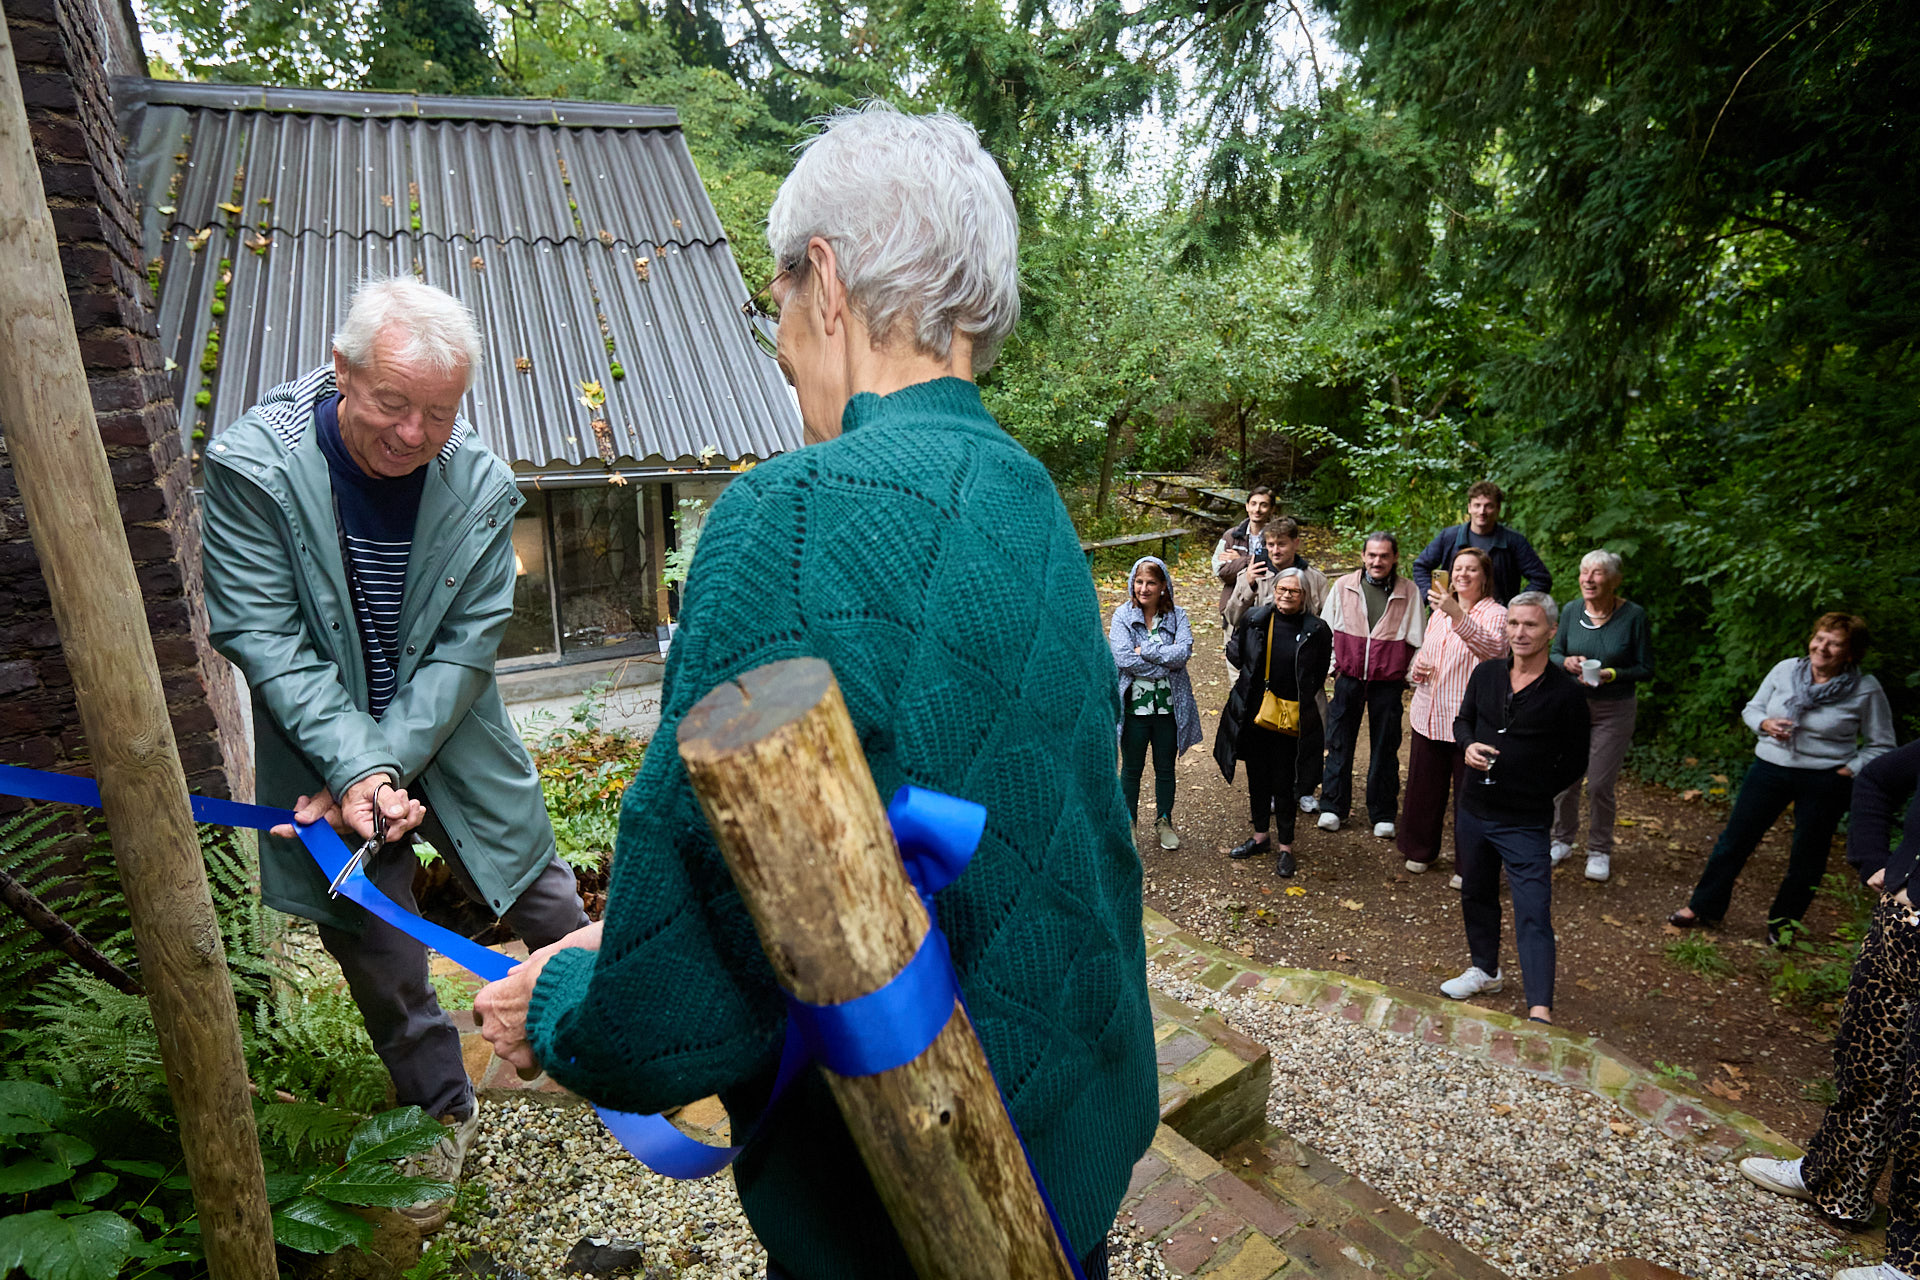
[485,103,1157,1280]
[1547,548,1654,883]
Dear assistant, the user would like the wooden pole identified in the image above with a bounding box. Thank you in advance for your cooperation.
[678,658,1076,1280]
[0,13,276,1276]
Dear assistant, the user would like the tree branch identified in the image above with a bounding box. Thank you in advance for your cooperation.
[0,865,144,995]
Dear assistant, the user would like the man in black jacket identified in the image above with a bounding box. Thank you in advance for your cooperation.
[1410,481,1553,605]
[1442,592,1589,1022]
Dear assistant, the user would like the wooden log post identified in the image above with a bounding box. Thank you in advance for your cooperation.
[678,657,1076,1280]
[0,13,277,1277]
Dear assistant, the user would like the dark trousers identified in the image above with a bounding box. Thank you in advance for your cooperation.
[1456,805,1556,1010]
[1120,712,1178,821]
[1319,675,1407,824]
[1686,758,1853,926]
[1294,691,1327,804]
[1242,725,1302,844]
[319,806,589,1119]
[767,1237,1110,1280]
[1396,731,1467,867]
[1803,894,1920,1267]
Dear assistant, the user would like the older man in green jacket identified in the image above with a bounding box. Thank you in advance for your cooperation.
[201,278,587,1231]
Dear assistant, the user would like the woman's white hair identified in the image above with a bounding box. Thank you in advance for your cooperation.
[1580,548,1624,581]
[333,277,483,389]
[766,102,1020,373]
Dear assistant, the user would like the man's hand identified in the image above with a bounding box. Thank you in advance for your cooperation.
[475,920,604,1073]
[1464,742,1500,772]
[342,774,425,843]
[1218,552,1249,582]
[270,787,344,840]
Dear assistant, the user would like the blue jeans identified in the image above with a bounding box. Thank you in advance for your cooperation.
[1687,757,1853,926]
[1456,806,1556,1010]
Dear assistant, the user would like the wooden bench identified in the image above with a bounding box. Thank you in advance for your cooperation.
[1079,527,1191,565]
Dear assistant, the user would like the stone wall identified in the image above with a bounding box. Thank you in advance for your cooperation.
[1,0,248,805]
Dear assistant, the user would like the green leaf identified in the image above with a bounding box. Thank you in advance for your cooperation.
[310,1160,449,1209]
[161,1174,192,1191]
[72,1171,117,1203]
[0,1115,52,1137]
[0,1159,70,1193]
[0,1209,138,1280]
[263,1170,311,1203]
[344,1107,447,1163]
[41,1133,94,1170]
[101,1159,166,1179]
[271,1196,372,1254]
[0,1082,63,1123]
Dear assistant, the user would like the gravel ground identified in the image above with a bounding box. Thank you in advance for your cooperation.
[1150,964,1876,1280]
[446,1095,1170,1278]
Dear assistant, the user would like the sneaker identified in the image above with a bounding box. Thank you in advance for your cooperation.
[1836,1265,1918,1280]
[1404,860,1428,874]
[1299,795,1318,814]
[1156,816,1180,851]
[1585,853,1611,882]
[398,1106,482,1233]
[1550,840,1573,867]
[1373,822,1396,839]
[1316,812,1341,833]
[1737,1155,1809,1201]
[1440,966,1504,1000]
[1449,874,1464,890]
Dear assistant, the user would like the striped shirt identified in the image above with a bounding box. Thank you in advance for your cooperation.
[1407,595,1508,741]
[315,395,424,721]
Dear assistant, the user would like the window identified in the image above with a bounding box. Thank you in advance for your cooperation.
[498,485,665,663]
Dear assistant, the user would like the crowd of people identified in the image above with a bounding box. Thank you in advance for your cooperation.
[1108,480,1898,1031]
[197,94,1909,1280]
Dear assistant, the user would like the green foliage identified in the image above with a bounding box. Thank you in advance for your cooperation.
[0,813,134,1017]
[1764,874,1878,1021]
[522,686,647,873]
[1652,1060,1698,1083]
[1663,934,1735,982]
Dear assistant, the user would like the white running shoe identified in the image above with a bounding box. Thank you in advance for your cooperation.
[1316,812,1341,833]
[1404,860,1428,874]
[1299,795,1318,813]
[1549,840,1573,866]
[1835,1265,1917,1280]
[1449,874,1464,890]
[1373,822,1396,839]
[1440,966,1504,1000]
[1585,853,1611,882]
[1738,1155,1810,1200]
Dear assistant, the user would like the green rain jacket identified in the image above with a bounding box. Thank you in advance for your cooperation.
[201,366,554,931]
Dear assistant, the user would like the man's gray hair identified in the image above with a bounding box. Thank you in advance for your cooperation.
[767,102,1020,373]
[333,277,483,389]
[1509,591,1559,627]
[1580,548,1624,581]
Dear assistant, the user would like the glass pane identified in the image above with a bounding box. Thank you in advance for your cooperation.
[500,491,556,660]
[552,485,654,653]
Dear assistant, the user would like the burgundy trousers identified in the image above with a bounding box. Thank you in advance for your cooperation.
[1396,730,1468,867]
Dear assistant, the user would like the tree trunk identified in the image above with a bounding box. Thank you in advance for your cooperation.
[677,658,1076,1280]
[1095,406,1128,519]
[0,16,276,1275]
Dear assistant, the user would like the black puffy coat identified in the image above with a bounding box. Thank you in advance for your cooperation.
[1213,603,1333,782]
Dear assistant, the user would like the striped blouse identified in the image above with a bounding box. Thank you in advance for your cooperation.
[1407,596,1508,741]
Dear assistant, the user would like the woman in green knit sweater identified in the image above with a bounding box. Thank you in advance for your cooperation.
[475,104,1158,1279]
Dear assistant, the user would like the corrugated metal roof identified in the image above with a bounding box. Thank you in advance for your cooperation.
[116,78,799,470]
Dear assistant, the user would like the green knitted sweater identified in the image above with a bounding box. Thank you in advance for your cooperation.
[526,378,1158,1278]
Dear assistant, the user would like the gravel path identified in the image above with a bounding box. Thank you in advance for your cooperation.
[447,1095,1171,1278]
[1149,964,1875,1280]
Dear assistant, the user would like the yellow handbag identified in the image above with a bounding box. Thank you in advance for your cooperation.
[1254,612,1302,736]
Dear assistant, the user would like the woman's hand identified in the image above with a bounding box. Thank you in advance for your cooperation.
[1839,766,1854,778]
[1427,586,1462,620]
[1561,656,1584,676]
[1760,717,1795,742]
[474,920,604,1073]
[1869,868,1886,890]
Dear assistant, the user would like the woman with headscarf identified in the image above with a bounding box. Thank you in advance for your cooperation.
[1215,567,1333,878]
[1671,613,1896,945]
[1110,556,1202,851]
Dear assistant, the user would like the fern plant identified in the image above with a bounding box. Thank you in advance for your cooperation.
[0,810,136,1014]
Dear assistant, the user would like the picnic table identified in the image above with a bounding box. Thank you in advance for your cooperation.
[1079,527,1191,565]
[1124,472,1247,526]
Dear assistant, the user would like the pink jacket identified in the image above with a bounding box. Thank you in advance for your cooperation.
[1325,571,1425,683]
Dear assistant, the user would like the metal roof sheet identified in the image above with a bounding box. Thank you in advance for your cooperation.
[118,78,798,470]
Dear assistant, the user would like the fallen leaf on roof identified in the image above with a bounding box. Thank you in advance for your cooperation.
[470,256,485,271]
[576,380,607,411]
[514,356,532,373]
[216,201,242,215]
[157,204,176,216]
[381,193,395,208]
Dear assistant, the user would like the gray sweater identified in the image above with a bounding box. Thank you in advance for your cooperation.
[1742,658,1896,774]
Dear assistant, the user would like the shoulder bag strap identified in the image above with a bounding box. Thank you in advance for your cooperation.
[1264,612,1275,686]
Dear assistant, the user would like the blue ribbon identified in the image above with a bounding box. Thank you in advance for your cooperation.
[1,766,1084,1274]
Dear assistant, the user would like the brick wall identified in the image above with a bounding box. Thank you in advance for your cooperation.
[0,0,249,805]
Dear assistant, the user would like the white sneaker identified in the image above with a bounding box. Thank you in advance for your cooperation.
[1738,1155,1810,1201]
[1449,874,1464,890]
[399,1106,482,1233]
[1440,966,1504,1000]
[1299,795,1318,813]
[1316,812,1340,832]
[1373,822,1396,839]
[1404,860,1428,874]
[1585,853,1611,882]
[1550,840,1573,866]
[1835,1265,1917,1280]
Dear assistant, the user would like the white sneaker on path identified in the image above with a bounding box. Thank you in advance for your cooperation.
[1440,966,1504,1000]
[1550,840,1573,866]
[1373,822,1396,838]
[1738,1155,1809,1200]
[1834,1265,1916,1280]
[1316,812,1340,833]
[1585,853,1611,882]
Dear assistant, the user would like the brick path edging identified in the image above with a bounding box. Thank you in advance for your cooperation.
[1143,907,1801,1163]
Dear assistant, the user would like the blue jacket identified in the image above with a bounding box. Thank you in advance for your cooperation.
[1109,555,1203,756]
[1411,522,1553,605]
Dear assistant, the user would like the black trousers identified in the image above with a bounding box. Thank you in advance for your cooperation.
[1318,675,1407,824]
[1802,894,1920,1268]
[1242,725,1302,844]
[1687,758,1853,926]
[1456,805,1556,1010]
[767,1237,1109,1280]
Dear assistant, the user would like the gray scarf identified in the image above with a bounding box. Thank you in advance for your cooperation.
[1782,656,1860,720]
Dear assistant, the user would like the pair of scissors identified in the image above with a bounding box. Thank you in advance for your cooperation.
[327,809,386,898]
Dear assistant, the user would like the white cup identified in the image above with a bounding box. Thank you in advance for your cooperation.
[1581,659,1603,687]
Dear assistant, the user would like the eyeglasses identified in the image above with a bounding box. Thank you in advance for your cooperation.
[741,259,802,360]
